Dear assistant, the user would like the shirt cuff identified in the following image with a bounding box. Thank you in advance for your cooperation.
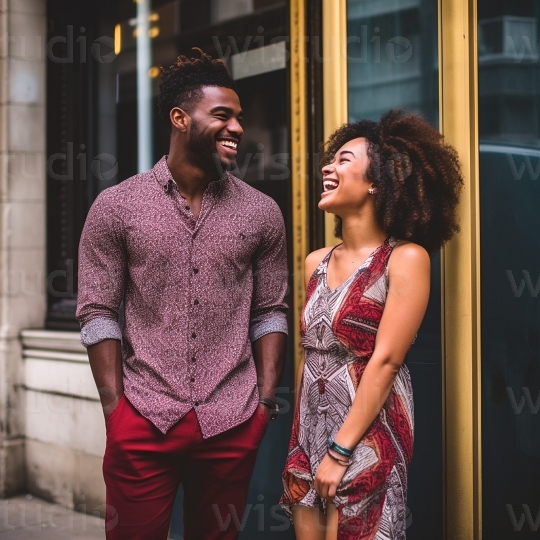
[80,318,122,348]
[249,312,288,342]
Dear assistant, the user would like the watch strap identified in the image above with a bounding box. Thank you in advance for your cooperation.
[258,397,279,419]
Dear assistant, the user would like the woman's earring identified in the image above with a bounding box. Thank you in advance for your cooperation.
[368,188,375,195]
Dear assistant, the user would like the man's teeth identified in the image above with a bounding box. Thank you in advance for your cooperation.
[220,140,237,150]
[323,180,338,191]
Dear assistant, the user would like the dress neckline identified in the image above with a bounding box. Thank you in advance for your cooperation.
[323,237,390,294]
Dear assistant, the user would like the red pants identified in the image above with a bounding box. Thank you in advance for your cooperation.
[103,395,268,540]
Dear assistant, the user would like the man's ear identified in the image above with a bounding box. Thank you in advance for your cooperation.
[170,107,190,133]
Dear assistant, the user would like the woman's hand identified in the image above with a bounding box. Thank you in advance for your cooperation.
[314,453,347,499]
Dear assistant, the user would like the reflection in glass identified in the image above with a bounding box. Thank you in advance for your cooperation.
[346,1,440,537]
[347,0,438,125]
[479,1,540,537]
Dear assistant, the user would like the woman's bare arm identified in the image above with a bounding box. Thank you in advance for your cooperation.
[314,241,430,498]
[334,241,429,448]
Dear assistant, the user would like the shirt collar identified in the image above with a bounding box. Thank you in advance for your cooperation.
[153,156,175,192]
[152,155,228,195]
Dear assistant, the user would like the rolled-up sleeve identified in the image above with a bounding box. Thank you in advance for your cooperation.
[249,201,289,342]
[76,189,126,347]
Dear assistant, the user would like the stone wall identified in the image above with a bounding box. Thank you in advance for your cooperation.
[22,330,105,513]
[0,0,47,498]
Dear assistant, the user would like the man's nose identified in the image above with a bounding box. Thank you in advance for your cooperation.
[228,117,243,137]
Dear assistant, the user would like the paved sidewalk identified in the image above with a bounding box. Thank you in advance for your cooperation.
[0,495,104,539]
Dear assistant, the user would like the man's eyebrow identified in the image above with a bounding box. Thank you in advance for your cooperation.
[339,150,355,158]
[209,106,243,116]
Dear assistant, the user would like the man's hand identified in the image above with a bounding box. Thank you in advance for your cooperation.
[252,332,287,414]
[258,402,272,423]
[102,392,123,422]
[87,339,124,423]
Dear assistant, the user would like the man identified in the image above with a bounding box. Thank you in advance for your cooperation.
[76,50,288,540]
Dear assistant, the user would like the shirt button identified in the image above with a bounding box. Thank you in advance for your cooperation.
[190,377,195,383]
[192,357,196,362]
[191,332,196,338]
[194,299,199,305]
[185,205,190,211]
[194,401,199,406]
[193,268,199,274]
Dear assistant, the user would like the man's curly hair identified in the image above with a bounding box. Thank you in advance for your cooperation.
[158,48,237,124]
[322,109,464,253]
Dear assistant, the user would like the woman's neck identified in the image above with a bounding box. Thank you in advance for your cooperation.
[339,211,387,252]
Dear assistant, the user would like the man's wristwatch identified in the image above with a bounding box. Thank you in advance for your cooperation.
[259,397,279,420]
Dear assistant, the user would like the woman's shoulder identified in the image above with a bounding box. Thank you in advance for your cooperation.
[305,246,334,286]
[305,246,333,271]
[388,240,430,275]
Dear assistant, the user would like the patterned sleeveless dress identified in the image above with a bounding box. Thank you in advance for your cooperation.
[280,237,414,540]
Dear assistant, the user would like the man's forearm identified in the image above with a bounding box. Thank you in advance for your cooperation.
[87,339,124,416]
[252,332,287,401]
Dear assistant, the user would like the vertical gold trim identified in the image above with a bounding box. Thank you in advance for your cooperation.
[437,4,447,536]
[439,0,482,538]
[290,0,309,374]
[322,0,347,246]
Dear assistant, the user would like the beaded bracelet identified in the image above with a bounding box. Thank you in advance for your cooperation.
[327,435,353,458]
[326,449,350,467]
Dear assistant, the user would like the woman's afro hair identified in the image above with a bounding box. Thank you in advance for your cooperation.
[322,109,464,253]
[158,48,237,124]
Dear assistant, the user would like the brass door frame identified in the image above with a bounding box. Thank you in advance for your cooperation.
[322,0,348,247]
[290,0,309,375]
[439,0,482,538]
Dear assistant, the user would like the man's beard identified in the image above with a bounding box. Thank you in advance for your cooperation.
[189,120,232,177]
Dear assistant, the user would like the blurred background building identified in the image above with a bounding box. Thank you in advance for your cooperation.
[0,0,538,538]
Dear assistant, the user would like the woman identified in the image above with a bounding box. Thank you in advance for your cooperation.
[281,109,463,539]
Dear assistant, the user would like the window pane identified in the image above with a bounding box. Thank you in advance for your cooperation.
[347,1,441,537]
[478,1,540,537]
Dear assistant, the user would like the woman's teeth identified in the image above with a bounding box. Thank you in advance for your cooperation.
[219,140,237,150]
[323,180,338,191]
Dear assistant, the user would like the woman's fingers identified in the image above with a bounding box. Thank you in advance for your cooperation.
[315,475,337,499]
[328,483,337,499]
[315,455,344,499]
[322,483,336,499]
[314,477,324,498]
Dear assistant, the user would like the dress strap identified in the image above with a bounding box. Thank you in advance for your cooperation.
[320,243,341,267]
[381,237,400,279]
[305,244,342,301]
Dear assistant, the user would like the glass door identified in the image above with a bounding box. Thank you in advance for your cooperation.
[478,1,540,537]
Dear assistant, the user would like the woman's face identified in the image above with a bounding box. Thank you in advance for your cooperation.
[318,137,374,215]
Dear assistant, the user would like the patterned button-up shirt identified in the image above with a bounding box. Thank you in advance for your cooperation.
[76,157,289,436]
